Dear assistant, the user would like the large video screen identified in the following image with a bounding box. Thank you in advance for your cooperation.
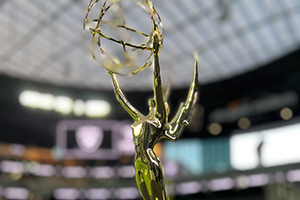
[230,122,300,170]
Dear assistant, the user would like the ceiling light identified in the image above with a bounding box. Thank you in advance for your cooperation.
[73,99,86,116]
[19,90,111,117]
[19,90,42,109]
[39,93,55,110]
[85,100,111,117]
[53,96,73,115]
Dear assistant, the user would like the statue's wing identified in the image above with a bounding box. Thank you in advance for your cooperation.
[165,53,199,141]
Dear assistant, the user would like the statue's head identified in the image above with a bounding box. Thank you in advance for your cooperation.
[148,98,156,108]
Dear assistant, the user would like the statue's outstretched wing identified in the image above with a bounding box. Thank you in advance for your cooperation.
[165,54,199,141]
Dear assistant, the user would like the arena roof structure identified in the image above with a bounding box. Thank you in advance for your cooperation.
[0,0,300,91]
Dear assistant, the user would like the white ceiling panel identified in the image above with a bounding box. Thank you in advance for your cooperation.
[0,0,299,91]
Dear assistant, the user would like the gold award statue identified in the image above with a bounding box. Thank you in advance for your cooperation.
[84,0,199,199]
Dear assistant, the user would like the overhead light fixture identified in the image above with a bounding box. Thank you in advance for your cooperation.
[115,187,139,200]
[73,99,86,116]
[54,188,80,200]
[53,96,73,115]
[176,181,202,195]
[19,90,111,117]
[90,166,115,179]
[19,90,54,110]
[85,100,111,117]
[39,93,55,110]
[85,189,111,200]
[3,187,29,200]
[208,177,234,191]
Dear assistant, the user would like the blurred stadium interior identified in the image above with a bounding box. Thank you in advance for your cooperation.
[1,0,300,199]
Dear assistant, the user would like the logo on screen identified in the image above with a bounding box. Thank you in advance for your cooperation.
[75,125,104,153]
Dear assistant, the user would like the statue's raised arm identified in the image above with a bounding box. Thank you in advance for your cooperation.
[152,32,168,125]
[108,72,143,121]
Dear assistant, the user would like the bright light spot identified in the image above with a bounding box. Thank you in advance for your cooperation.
[287,169,300,182]
[90,167,115,179]
[19,90,111,118]
[62,166,86,178]
[85,100,111,117]
[248,174,269,187]
[73,99,86,116]
[176,181,201,195]
[207,123,222,136]
[118,166,135,178]
[208,178,234,191]
[133,123,142,137]
[262,124,300,167]
[4,187,29,200]
[32,164,55,177]
[280,107,293,120]
[86,189,111,200]
[230,132,261,170]
[19,90,40,108]
[54,96,73,114]
[236,176,249,189]
[231,123,300,170]
[238,117,251,129]
[0,160,23,173]
[0,161,24,180]
[115,187,139,199]
[29,161,40,173]
[19,90,54,110]
[39,93,55,110]
[54,188,80,200]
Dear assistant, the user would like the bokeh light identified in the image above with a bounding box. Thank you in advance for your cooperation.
[238,117,251,130]
[280,107,293,120]
[207,123,222,136]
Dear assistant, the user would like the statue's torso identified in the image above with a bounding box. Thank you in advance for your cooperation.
[131,112,168,200]
[131,111,163,150]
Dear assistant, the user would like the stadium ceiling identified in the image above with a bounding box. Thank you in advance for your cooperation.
[0,0,299,91]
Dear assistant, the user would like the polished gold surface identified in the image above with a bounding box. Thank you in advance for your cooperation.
[84,1,198,199]
[84,0,163,76]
